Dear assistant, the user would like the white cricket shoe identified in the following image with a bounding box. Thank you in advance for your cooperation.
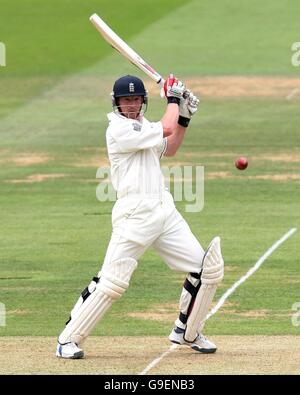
[56,342,84,359]
[169,327,217,353]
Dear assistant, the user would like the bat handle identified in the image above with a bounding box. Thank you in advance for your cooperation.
[158,78,189,99]
[158,78,165,98]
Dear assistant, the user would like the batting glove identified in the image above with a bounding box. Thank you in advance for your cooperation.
[164,74,186,104]
[178,90,200,127]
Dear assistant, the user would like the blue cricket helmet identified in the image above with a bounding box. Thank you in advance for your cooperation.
[111,75,148,116]
[113,75,147,97]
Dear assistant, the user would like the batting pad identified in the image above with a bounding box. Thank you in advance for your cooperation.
[58,258,137,345]
[184,237,224,342]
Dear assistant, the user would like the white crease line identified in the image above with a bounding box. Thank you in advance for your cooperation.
[139,227,297,375]
[206,227,297,320]
[139,344,178,375]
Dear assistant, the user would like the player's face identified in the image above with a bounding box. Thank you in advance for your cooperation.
[118,96,143,119]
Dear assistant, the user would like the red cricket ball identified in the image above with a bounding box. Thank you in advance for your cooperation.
[235,156,248,170]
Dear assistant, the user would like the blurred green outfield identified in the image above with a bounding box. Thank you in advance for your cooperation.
[0,0,299,337]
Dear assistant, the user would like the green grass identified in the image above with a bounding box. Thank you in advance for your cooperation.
[0,0,300,337]
[0,0,188,118]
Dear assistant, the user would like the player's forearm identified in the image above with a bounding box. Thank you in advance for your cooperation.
[164,124,187,157]
[161,103,180,137]
[164,90,200,156]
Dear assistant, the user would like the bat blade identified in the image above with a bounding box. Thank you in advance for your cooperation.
[90,13,165,89]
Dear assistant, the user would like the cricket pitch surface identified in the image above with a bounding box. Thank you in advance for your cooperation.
[0,336,299,375]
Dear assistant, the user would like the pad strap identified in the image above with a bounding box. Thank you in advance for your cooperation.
[184,237,224,342]
[58,258,137,345]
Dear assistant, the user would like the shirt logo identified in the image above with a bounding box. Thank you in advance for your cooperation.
[129,82,135,93]
[132,122,142,132]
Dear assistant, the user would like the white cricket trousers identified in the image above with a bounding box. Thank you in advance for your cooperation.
[99,191,205,276]
[58,191,205,345]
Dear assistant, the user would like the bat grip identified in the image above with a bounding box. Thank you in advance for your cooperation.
[158,78,189,99]
[158,78,165,98]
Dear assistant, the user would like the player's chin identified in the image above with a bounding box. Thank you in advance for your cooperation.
[127,112,140,120]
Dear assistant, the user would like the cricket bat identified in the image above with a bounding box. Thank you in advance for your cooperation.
[89,13,165,95]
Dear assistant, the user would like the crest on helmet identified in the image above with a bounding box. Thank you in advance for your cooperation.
[129,82,135,93]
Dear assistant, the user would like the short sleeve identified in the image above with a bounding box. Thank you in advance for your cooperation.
[155,137,167,159]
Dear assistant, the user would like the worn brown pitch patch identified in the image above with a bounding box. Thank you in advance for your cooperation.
[0,336,299,374]
[206,171,233,179]
[126,303,178,323]
[255,153,300,163]
[0,152,53,166]
[221,309,269,318]
[248,174,300,181]
[11,153,53,166]
[6,309,29,316]
[147,76,300,99]
[6,173,69,183]
[224,265,240,272]
[73,157,109,168]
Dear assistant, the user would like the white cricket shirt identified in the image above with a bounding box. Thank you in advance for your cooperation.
[106,112,167,198]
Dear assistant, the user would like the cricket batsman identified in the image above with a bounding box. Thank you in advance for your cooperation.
[56,74,224,359]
